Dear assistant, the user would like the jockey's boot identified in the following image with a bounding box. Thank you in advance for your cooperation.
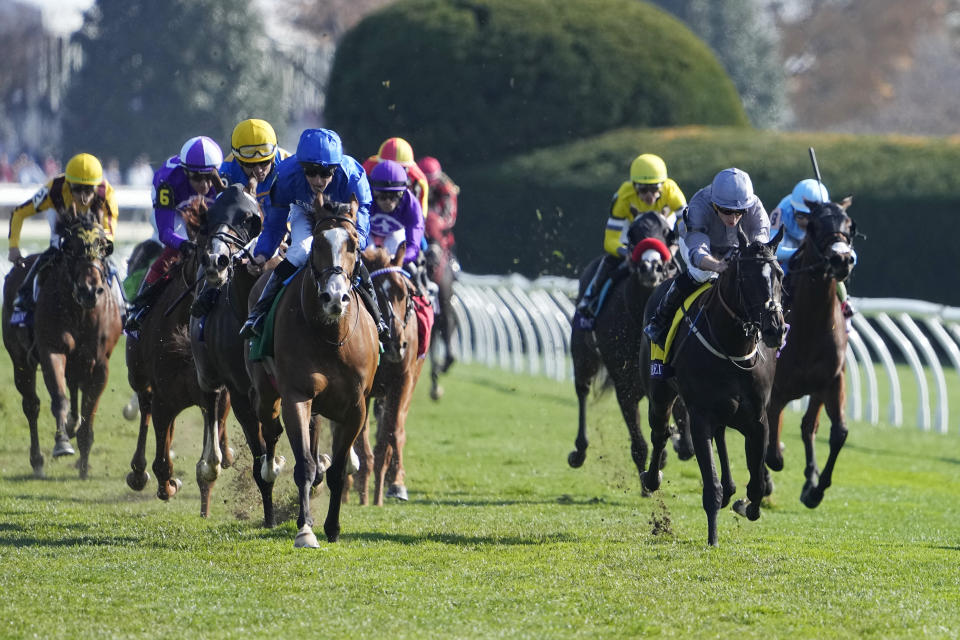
[643,272,699,347]
[124,277,168,333]
[356,261,391,348]
[239,259,297,339]
[576,255,617,319]
[11,247,58,323]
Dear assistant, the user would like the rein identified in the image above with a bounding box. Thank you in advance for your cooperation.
[306,214,362,348]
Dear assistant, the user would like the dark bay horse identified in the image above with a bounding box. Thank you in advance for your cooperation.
[247,197,379,547]
[188,183,287,527]
[125,196,234,516]
[354,244,426,505]
[2,213,122,478]
[767,197,857,508]
[568,211,692,481]
[641,229,786,546]
[425,239,457,400]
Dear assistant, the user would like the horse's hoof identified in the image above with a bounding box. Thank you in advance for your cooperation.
[122,402,139,421]
[261,455,286,483]
[52,440,75,458]
[766,453,784,472]
[386,483,409,501]
[721,485,737,508]
[640,470,662,495]
[75,459,89,479]
[430,385,444,401]
[764,477,775,497]
[196,460,221,483]
[801,484,824,509]
[732,499,750,517]
[221,447,236,469]
[126,470,149,491]
[294,526,320,548]
[346,448,360,475]
[33,466,45,479]
[567,449,586,468]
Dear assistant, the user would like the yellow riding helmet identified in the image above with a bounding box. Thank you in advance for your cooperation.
[630,153,668,184]
[231,118,278,163]
[65,153,104,186]
[378,137,415,165]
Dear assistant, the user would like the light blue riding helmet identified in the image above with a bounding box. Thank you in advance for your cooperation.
[710,168,758,210]
[296,128,343,166]
[790,178,830,213]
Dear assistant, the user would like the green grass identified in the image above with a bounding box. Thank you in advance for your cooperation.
[0,342,959,639]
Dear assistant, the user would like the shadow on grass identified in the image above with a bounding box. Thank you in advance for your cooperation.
[406,493,632,508]
[344,530,578,546]
[844,441,960,466]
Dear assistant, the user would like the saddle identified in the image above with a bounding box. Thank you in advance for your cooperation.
[649,282,713,378]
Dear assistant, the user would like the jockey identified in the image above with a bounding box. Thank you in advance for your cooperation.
[770,178,856,317]
[368,160,428,294]
[644,167,770,346]
[362,137,429,217]
[125,136,225,332]
[576,153,686,321]
[239,128,389,343]
[8,153,121,325]
[418,155,459,255]
[219,118,291,209]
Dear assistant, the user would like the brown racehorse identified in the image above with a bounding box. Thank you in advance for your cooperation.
[425,239,457,400]
[354,244,425,505]
[2,213,122,478]
[247,197,379,547]
[641,229,786,546]
[766,197,857,508]
[125,196,234,516]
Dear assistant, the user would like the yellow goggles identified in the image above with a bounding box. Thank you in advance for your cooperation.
[233,142,277,161]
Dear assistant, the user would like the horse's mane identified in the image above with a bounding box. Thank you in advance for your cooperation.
[363,246,395,270]
[179,195,209,236]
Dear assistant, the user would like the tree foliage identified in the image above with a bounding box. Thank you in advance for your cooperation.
[647,0,788,129]
[325,0,748,164]
[61,0,285,167]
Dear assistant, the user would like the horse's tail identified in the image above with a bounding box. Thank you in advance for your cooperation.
[168,325,194,361]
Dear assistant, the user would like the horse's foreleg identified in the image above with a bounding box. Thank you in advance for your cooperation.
[804,377,848,509]
[384,374,417,503]
[354,403,373,506]
[641,381,674,495]
[12,360,44,477]
[324,406,367,543]
[127,391,152,491]
[283,399,319,548]
[568,337,599,469]
[75,363,109,480]
[66,378,80,439]
[232,390,280,527]
[714,427,736,508]
[689,413,722,546]
[371,399,395,507]
[670,399,694,461]
[39,353,74,458]
[151,403,181,501]
[741,419,767,521]
[765,397,788,472]
[615,381,650,482]
[799,395,824,505]
[216,392,234,468]
[196,391,224,517]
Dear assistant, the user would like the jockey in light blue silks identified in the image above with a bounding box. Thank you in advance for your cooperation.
[644,168,771,346]
[239,128,389,343]
[769,178,857,317]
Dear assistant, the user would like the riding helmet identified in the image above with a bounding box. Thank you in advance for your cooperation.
[370,160,409,192]
[790,178,829,213]
[630,154,667,184]
[65,153,104,186]
[179,136,224,174]
[231,119,278,163]
[710,167,757,210]
[296,128,343,166]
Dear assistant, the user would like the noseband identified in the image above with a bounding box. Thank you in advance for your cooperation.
[715,252,783,340]
[369,266,416,339]
[792,211,855,280]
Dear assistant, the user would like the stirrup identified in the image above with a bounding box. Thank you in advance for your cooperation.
[239,316,263,339]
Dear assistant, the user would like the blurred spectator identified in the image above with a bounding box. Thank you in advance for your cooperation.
[126,155,153,186]
[104,157,123,185]
[14,153,45,184]
[42,154,61,178]
[0,153,14,182]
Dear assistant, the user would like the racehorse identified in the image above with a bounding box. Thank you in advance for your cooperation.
[640,228,786,546]
[766,197,857,508]
[2,212,122,478]
[425,239,458,400]
[125,196,234,517]
[568,211,693,482]
[247,196,379,546]
[188,183,287,527]
[354,243,426,505]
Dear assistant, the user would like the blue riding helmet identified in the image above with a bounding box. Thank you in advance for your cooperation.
[790,179,829,213]
[710,168,757,210]
[296,128,343,166]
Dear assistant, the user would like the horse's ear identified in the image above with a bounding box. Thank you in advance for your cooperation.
[244,214,262,239]
[737,227,749,251]
[392,241,406,267]
[767,226,784,252]
[839,196,853,211]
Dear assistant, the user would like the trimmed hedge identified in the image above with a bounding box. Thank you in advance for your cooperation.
[454,127,960,304]
[325,0,747,163]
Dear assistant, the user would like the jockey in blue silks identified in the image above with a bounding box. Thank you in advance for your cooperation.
[239,128,389,342]
[769,178,856,317]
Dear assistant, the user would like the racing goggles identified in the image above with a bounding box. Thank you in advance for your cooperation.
[233,142,277,161]
[712,202,746,217]
[634,182,662,195]
[301,163,336,179]
[374,190,403,202]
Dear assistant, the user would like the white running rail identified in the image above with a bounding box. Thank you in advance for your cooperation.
[449,275,959,434]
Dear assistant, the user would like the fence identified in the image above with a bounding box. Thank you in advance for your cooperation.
[446,274,959,435]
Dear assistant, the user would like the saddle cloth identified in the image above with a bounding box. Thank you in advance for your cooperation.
[650,282,713,369]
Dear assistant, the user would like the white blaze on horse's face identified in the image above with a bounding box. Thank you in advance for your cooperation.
[205,223,233,286]
[319,227,352,317]
[830,241,852,256]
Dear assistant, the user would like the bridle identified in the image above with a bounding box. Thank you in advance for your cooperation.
[308,214,360,346]
[369,265,416,341]
[788,209,856,280]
